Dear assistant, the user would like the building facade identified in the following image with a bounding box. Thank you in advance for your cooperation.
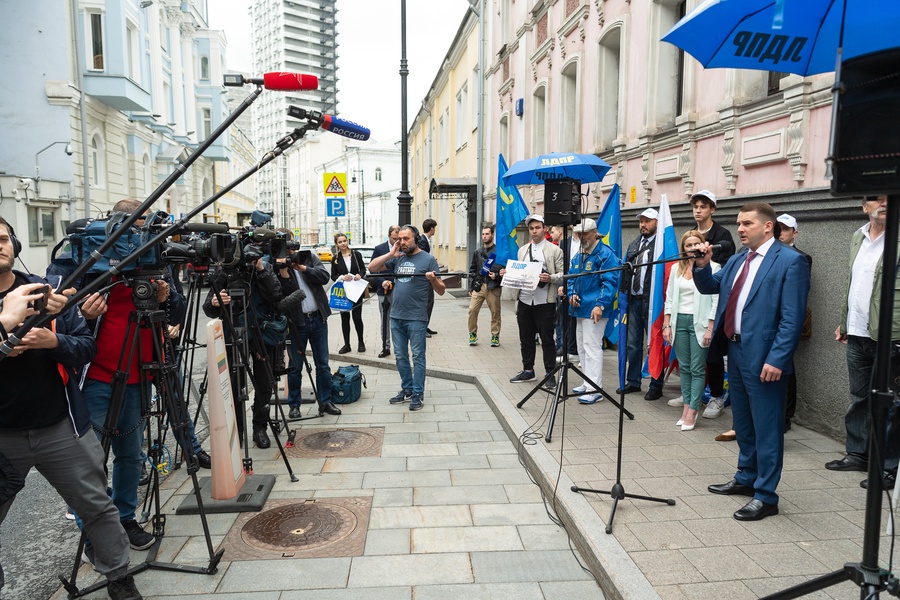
[0,0,230,273]
[249,0,339,223]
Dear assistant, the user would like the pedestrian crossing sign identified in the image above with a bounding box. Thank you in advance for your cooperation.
[324,172,347,196]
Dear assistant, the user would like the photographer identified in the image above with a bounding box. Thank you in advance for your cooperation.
[75,199,185,552]
[0,217,143,599]
[274,229,342,418]
[202,234,284,448]
[467,223,502,347]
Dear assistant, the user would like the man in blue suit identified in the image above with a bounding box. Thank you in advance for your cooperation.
[693,202,810,521]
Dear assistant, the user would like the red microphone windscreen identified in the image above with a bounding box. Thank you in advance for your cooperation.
[262,72,319,91]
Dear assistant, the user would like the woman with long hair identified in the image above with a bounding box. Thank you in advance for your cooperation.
[662,230,720,431]
[331,233,366,354]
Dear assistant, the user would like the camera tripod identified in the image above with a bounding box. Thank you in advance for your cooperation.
[60,278,222,597]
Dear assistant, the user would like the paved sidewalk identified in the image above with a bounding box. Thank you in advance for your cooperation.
[55,290,890,599]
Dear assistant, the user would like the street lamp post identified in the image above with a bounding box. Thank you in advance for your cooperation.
[397,0,412,225]
[351,168,366,244]
[35,141,74,195]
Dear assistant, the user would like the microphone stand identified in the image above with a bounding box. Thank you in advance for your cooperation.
[569,249,702,533]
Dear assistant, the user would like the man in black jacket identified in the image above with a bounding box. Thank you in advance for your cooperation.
[467,223,503,347]
[690,190,736,419]
[370,225,400,358]
[0,218,142,599]
[274,233,342,418]
[621,208,665,400]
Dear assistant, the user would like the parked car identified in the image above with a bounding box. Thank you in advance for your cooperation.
[315,245,333,262]
[354,245,376,266]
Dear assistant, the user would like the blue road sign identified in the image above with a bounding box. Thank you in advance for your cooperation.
[327,197,346,217]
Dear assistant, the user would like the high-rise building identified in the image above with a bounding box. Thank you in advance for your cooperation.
[250,0,339,221]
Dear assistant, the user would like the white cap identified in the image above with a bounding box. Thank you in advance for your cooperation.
[777,214,798,231]
[638,208,659,220]
[691,189,717,205]
[573,218,597,232]
[525,214,545,225]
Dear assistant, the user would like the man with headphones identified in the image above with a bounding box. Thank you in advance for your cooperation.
[368,224,445,411]
[0,217,144,599]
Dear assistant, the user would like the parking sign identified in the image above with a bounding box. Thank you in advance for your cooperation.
[327,197,346,217]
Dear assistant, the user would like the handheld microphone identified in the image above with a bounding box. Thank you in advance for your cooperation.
[480,253,497,277]
[181,222,230,234]
[689,244,723,258]
[277,289,307,314]
[287,106,371,141]
[223,72,319,91]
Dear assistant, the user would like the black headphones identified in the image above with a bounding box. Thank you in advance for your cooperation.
[4,223,21,258]
[403,224,421,246]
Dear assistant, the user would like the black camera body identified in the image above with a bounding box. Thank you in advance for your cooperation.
[472,276,484,293]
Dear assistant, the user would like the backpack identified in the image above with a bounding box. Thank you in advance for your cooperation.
[330,365,366,404]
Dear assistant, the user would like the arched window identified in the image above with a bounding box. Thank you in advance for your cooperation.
[90,133,106,189]
[559,60,579,152]
[375,167,382,181]
[532,84,547,156]
[597,27,622,150]
[200,56,209,81]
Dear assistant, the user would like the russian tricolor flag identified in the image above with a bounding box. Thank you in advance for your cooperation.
[647,194,679,379]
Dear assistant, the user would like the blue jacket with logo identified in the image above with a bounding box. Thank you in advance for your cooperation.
[566,241,620,320]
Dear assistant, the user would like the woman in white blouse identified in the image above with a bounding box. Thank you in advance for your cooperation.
[662,230,720,431]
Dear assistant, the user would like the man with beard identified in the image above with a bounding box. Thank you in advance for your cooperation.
[368,225,445,411]
[0,217,143,599]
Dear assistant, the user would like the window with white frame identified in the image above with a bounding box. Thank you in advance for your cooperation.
[201,107,212,138]
[162,80,171,123]
[200,56,210,81]
[651,0,684,129]
[455,82,468,149]
[472,66,479,130]
[597,27,622,150]
[90,133,105,189]
[126,21,140,82]
[27,206,57,245]
[455,202,466,247]
[499,115,509,161]
[438,110,450,164]
[559,61,579,152]
[533,85,546,156]
[375,167,382,181]
[88,11,104,70]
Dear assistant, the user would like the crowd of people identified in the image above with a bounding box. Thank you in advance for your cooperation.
[1,192,897,600]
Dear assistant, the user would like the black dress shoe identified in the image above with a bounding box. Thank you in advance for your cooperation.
[860,471,897,489]
[196,450,212,469]
[319,402,342,416]
[708,478,755,496]
[289,406,301,419]
[644,388,663,401]
[253,429,271,449]
[378,348,391,358]
[825,454,868,472]
[615,385,641,394]
[358,342,366,352]
[427,328,437,335]
[338,344,351,354]
[734,498,779,521]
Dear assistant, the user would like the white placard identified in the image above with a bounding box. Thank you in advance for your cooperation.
[500,260,542,290]
[342,278,370,302]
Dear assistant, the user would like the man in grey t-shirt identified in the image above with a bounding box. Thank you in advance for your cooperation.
[368,225,446,410]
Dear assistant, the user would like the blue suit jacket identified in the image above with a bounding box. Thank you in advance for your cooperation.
[694,240,810,377]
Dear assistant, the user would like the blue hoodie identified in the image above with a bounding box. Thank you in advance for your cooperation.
[566,240,620,320]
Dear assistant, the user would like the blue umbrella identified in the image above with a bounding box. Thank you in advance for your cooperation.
[662,0,899,76]
[502,152,611,186]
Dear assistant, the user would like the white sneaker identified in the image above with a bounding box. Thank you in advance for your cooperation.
[572,385,587,394]
[667,396,684,407]
[703,396,726,419]
[578,393,602,404]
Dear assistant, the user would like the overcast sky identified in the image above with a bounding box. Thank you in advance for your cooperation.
[207,0,471,142]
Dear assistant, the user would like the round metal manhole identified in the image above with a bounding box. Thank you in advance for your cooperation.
[241,502,358,552]
[300,429,378,455]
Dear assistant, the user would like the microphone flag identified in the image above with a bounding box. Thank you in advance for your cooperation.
[597,184,623,344]
[495,154,529,267]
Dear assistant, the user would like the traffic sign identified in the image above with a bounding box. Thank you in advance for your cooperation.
[327,197,346,217]
[323,172,347,196]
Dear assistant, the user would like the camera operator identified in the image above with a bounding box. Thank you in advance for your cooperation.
[202,234,284,448]
[0,216,143,599]
[467,223,502,347]
[73,199,185,553]
[273,229,342,418]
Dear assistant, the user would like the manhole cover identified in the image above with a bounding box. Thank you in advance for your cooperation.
[286,427,383,458]
[220,497,372,560]
[242,502,357,552]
